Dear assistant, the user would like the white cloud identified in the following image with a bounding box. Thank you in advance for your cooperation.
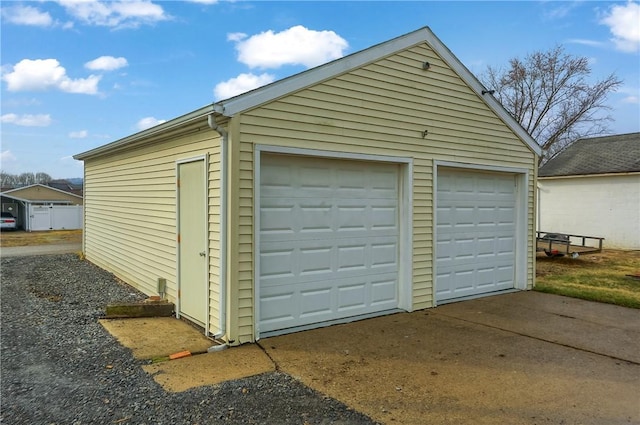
[187,0,218,4]
[2,97,42,108]
[1,150,17,163]
[136,116,166,131]
[542,2,580,20]
[57,0,169,29]
[566,39,606,48]
[2,5,53,26]
[227,32,247,42]
[600,2,640,52]
[69,130,89,138]
[231,25,348,69]
[622,95,639,104]
[2,59,101,95]
[85,56,128,71]
[214,72,275,101]
[1,113,52,127]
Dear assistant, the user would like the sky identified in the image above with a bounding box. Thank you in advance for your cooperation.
[1,1,639,179]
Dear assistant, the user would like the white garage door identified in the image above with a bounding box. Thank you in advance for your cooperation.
[436,168,517,303]
[259,154,400,335]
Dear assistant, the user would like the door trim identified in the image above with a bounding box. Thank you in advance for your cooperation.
[176,155,209,334]
[433,160,530,307]
[253,145,413,340]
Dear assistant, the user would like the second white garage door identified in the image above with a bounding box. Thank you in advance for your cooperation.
[435,168,517,303]
[258,154,400,335]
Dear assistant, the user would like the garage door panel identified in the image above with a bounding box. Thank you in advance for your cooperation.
[260,204,296,235]
[259,248,295,279]
[260,236,398,288]
[260,273,398,332]
[371,278,398,305]
[436,168,517,303]
[261,200,397,241]
[259,154,400,334]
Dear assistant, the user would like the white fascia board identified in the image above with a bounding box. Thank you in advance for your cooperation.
[214,28,431,117]
[421,30,542,156]
[0,193,30,203]
[538,172,640,180]
[74,105,213,160]
[214,26,541,157]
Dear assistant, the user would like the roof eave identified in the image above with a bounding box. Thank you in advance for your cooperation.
[539,171,640,179]
[420,30,542,156]
[75,27,542,162]
[74,105,214,161]
[2,183,83,199]
[0,193,29,202]
[214,26,541,157]
[214,28,431,117]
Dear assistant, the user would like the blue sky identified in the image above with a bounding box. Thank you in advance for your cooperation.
[1,1,639,179]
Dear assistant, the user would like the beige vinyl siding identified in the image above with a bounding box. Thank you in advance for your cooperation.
[232,42,536,342]
[83,123,222,334]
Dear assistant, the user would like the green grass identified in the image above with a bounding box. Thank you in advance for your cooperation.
[535,250,640,308]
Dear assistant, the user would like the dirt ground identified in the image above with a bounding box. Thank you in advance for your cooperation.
[0,229,82,247]
[536,249,640,276]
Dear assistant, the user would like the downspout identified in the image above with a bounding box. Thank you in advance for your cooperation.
[207,113,228,350]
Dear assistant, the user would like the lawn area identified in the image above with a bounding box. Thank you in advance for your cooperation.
[0,229,82,247]
[535,250,640,309]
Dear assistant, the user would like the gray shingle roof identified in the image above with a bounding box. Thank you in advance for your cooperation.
[538,133,640,177]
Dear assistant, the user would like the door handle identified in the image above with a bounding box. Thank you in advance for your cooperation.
[199,252,206,257]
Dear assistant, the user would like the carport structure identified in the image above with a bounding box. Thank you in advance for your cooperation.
[74,27,541,345]
[1,184,83,231]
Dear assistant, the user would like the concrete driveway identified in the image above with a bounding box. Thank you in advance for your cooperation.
[101,289,639,424]
[262,292,640,425]
[0,242,82,257]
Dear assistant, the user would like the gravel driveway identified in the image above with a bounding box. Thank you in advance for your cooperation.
[1,254,377,425]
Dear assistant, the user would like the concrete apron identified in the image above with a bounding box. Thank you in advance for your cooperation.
[99,317,274,393]
[101,292,640,424]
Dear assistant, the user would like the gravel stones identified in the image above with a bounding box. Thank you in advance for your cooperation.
[1,254,377,425]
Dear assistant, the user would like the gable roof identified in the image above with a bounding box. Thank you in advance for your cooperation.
[539,132,640,177]
[46,180,83,197]
[75,26,541,160]
[1,183,84,202]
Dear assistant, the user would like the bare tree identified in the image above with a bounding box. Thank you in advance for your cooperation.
[482,46,622,163]
[1,172,19,188]
[35,172,52,184]
[0,171,53,188]
[18,172,36,186]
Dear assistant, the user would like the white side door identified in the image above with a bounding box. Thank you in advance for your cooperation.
[177,159,208,327]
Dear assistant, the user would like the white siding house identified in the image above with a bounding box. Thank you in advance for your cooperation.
[538,133,640,250]
[75,27,541,345]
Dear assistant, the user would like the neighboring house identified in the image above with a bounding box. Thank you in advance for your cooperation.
[538,132,640,250]
[74,27,541,344]
[0,184,83,231]
[47,179,84,197]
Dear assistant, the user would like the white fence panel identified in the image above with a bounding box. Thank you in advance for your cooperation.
[51,205,83,230]
[28,205,83,231]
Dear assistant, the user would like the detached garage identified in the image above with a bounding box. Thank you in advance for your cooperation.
[74,27,540,344]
